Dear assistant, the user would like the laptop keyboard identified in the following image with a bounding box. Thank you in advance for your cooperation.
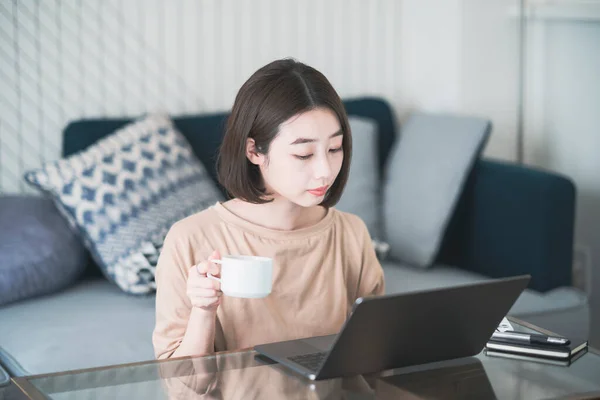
[288,352,327,372]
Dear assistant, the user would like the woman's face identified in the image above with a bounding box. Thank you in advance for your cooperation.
[249,107,344,207]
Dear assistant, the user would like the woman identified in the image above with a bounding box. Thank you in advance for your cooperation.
[153,58,385,360]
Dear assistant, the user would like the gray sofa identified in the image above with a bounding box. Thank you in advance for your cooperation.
[0,97,589,380]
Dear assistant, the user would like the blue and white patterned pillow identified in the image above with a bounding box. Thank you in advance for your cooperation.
[24,113,223,294]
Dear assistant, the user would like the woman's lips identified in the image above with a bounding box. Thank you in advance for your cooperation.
[308,185,329,196]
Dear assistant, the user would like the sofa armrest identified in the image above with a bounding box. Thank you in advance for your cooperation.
[437,159,576,293]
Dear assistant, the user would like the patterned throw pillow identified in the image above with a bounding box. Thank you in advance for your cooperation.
[24,114,223,294]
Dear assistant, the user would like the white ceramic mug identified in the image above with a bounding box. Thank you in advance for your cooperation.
[207,255,273,298]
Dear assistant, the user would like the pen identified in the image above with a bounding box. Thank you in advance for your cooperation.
[491,331,570,346]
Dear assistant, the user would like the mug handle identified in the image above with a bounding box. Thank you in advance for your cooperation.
[206,259,222,282]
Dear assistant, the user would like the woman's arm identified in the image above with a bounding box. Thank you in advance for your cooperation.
[170,308,217,358]
[356,219,386,298]
[153,225,220,359]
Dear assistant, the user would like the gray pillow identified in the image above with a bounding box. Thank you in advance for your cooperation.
[336,116,390,260]
[336,116,381,238]
[383,113,491,267]
[0,195,88,306]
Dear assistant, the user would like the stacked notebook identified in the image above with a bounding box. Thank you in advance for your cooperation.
[484,318,588,367]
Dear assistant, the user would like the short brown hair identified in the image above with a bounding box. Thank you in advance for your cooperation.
[217,58,352,208]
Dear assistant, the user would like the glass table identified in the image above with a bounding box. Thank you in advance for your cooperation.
[8,318,600,399]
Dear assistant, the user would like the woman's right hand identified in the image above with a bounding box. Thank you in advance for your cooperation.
[187,250,222,312]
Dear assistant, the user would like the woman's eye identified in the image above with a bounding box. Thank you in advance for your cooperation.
[294,154,313,160]
[294,147,341,160]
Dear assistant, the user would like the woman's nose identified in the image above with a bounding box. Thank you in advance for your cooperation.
[314,155,332,180]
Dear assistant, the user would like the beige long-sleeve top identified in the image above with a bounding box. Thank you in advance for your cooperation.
[153,202,385,360]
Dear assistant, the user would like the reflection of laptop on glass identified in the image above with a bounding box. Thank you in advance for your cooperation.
[375,357,496,398]
[254,275,530,380]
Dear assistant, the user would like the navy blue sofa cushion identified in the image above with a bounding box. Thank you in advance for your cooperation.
[437,159,575,292]
[63,98,396,192]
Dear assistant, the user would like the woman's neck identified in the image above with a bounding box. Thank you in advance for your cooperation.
[223,198,327,231]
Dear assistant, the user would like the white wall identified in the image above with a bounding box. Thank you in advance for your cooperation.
[1,0,407,193]
[399,0,522,163]
[397,0,463,116]
[461,0,521,161]
[1,0,520,193]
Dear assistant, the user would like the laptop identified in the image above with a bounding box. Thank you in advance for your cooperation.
[254,274,530,380]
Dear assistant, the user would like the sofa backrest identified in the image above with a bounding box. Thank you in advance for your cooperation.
[63,97,399,197]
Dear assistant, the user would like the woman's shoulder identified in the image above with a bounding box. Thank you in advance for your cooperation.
[330,207,368,229]
[330,208,370,240]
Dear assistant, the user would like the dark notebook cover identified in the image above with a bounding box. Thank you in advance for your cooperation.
[485,336,588,360]
[485,347,588,367]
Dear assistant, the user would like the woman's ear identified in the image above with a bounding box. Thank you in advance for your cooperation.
[246,138,265,166]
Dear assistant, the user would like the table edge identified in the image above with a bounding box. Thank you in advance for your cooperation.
[13,346,256,382]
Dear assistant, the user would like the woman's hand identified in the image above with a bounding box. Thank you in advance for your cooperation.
[187,250,222,312]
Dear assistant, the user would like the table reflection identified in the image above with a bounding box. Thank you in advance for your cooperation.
[157,351,375,399]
